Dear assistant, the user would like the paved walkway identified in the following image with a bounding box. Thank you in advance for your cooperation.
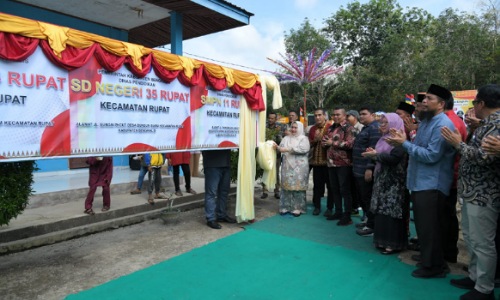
[0,167,226,254]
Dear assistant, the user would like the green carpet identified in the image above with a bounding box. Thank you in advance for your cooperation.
[65,204,472,300]
[248,206,414,253]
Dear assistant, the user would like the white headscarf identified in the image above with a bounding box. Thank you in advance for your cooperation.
[279,121,310,189]
[280,121,309,153]
[292,121,304,136]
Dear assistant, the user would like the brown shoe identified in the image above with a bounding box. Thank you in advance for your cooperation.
[187,188,197,194]
[148,195,155,205]
[130,189,141,195]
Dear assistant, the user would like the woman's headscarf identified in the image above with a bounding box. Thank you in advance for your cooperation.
[280,121,310,172]
[374,113,404,172]
[282,121,305,149]
[292,121,304,136]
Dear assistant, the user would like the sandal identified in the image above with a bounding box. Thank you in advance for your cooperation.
[101,206,110,212]
[155,194,167,199]
[148,197,155,205]
[84,208,95,215]
[130,189,141,195]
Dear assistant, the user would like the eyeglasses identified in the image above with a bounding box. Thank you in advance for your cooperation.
[472,99,482,105]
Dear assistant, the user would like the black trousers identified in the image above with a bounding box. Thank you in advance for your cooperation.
[442,188,459,262]
[496,214,500,278]
[148,167,162,194]
[354,176,374,228]
[311,165,333,210]
[328,166,353,216]
[173,164,191,191]
[351,176,360,212]
[412,190,446,270]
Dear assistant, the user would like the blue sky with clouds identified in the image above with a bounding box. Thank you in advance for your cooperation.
[179,0,482,74]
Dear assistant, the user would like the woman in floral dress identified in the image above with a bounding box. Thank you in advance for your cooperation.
[362,113,407,254]
[275,121,310,216]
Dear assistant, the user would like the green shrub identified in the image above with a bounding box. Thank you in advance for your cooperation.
[0,161,37,226]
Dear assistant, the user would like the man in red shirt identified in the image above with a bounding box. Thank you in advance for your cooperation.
[443,95,467,263]
[323,108,355,225]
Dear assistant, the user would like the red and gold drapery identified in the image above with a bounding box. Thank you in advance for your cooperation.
[0,13,265,111]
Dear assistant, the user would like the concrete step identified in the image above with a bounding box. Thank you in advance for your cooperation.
[0,175,231,255]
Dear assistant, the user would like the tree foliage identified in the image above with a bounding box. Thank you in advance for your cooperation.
[284,18,332,59]
[0,161,36,226]
[277,0,498,113]
[323,0,405,67]
[316,0,499,111]
[270,20,343,117]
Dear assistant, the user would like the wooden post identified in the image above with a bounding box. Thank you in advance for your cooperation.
[190,152,200,177]
[303,88,307,127]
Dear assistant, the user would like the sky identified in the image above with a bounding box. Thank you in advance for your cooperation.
[175,0,483,75]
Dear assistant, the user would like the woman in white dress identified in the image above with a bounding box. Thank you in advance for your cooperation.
[275,121,310,216]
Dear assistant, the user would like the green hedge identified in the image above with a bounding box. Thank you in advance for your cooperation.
[0,161,36,226]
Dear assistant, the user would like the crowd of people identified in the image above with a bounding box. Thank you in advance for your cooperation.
[264,83,500,300]
[81,83,499,300]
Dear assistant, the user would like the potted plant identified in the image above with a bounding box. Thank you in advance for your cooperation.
[159,195,180,224]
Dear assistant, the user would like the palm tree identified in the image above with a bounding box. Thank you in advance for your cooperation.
[268,47,343,125]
